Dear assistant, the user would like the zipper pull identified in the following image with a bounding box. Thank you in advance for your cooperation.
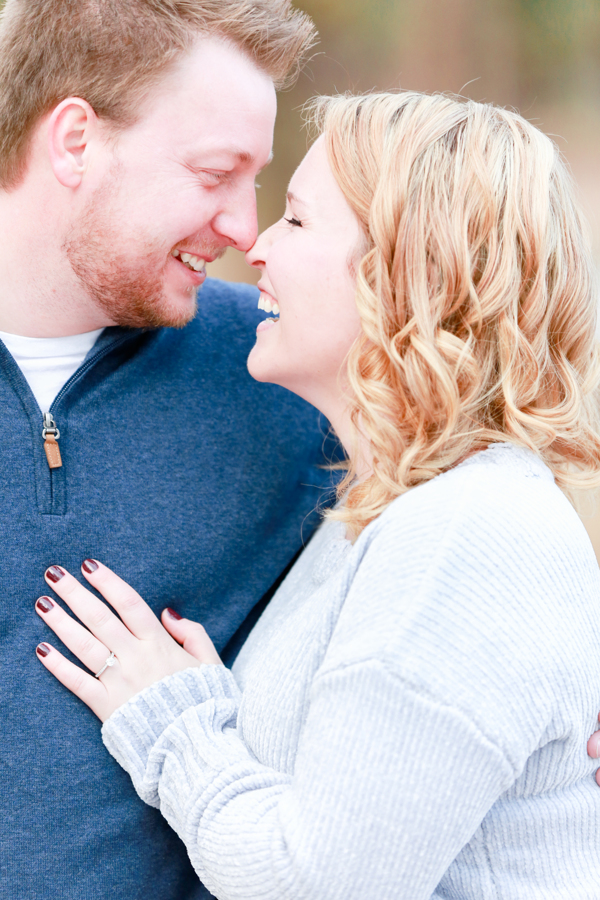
[42,412,62,470]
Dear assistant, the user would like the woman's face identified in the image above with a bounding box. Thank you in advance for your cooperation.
[245,136,364,415]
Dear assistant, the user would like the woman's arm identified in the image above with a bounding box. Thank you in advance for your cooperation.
[36,556,517,900]
[101,650,513,900]
[37,455,598,900]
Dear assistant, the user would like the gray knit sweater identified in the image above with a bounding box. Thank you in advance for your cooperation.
[102,444,600,899]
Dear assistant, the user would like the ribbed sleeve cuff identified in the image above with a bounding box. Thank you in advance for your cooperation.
[101,665,241,805]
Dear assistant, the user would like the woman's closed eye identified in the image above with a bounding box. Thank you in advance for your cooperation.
[284,216,302,227]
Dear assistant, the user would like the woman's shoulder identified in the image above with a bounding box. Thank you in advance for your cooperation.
[319,443,600,762]
[329,441,600,689]
[387,442,555,510]
[364,442,588,567]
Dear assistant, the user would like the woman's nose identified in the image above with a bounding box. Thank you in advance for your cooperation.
[245,225,273,270]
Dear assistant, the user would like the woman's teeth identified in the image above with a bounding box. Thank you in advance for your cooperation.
[171,249,206,272]
[258,293,280,315]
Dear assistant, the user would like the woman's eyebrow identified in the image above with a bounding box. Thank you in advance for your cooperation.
[286,191,308,207]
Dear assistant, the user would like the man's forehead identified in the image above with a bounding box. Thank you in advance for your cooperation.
[146,37,277,118]
[125,39,277,168]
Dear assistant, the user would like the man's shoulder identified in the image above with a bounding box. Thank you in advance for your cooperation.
[163,277,260,347]
[200,275,259,308]
[142,277,266,377]
[131,278,341,461]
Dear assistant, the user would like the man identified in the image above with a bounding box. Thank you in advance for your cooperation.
[0,2,335,897]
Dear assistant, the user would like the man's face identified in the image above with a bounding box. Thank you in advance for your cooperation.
[64,38,276,329]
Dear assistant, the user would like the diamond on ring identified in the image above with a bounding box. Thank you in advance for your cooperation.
[94,651,116,679]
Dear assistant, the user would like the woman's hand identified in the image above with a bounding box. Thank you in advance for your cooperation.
[588,715,600,785]
[35,560,222,722]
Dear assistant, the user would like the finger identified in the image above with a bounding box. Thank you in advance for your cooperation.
[35,642,107,720]
[161,608,222,665]
[45,566,133,653]
[587,730,600,760]
[597,769,600,788]
[35,595,110,675]
[80,560,163,641]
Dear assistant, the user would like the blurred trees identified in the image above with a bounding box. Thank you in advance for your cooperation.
[515,0,600,100]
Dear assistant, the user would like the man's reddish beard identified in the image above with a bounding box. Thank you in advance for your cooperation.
[64,175,212,329]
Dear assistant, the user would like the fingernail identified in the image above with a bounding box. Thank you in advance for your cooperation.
[36,597,54,613]
[165,607,182,620]
[46,565,65,583]
[82,559,99,574]
[36,643,51,658]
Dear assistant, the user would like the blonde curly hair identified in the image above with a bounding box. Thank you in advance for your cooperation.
[306,92,600,538]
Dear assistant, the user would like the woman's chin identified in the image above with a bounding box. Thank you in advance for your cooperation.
[247,347,305,398]
[247,344,282,385]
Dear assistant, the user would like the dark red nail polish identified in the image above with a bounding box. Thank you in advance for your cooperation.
[165,607,182,620]
[36,643,51,658]
[36,597,54,613]
[82,559,99,574]
[46,565,65,583]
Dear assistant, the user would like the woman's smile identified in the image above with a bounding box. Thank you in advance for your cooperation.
[257,287,280,316]
[245,137,363,420]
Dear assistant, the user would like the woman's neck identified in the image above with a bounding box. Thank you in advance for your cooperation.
[324,398,373,484]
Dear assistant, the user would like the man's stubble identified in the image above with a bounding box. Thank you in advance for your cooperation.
[63,170,199,330]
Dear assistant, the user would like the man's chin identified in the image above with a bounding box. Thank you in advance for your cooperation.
[98,288,199,330]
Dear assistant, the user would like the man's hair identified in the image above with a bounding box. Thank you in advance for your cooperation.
[306,91,600,537]
[0,0,316,189]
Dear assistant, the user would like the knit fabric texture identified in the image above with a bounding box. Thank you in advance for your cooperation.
[102,443,600,899]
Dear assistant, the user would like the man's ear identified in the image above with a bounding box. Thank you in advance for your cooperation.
[47,98,99,188]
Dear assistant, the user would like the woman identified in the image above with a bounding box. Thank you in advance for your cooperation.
[34,92,600,898]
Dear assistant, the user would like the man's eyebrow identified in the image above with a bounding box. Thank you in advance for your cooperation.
[231,149,274,167]
[187,149,273,169]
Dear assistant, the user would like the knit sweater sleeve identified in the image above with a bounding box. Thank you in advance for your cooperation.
[102,661,513,900]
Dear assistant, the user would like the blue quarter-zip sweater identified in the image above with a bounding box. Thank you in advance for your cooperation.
[0,278,337,900]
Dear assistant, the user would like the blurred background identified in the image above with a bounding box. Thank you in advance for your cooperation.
[209,0,600,559]
[210,0,600,279]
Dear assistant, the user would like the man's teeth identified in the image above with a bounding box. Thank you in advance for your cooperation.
[258,294,280,315]
[171,249,206,272]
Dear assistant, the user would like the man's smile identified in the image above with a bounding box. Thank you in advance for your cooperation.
[171,248,208,273]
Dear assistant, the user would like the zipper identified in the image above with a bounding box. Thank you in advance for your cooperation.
[49,332,132,412]
[42,412,62,469]
[35,332,135,511]
[39,331,133,469]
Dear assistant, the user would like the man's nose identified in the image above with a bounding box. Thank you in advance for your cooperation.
[212,186,258,253]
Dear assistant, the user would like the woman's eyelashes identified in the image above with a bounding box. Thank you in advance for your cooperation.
[284,216,303,227]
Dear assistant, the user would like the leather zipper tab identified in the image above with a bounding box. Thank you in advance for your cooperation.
[42,413,62,470]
